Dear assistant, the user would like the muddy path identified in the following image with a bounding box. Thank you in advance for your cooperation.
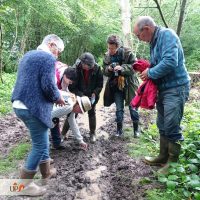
[0,85,199,200]
[0,97,157,200]
[0,105,157,200]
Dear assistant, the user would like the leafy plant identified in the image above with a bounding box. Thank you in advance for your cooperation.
[156,104,200,199]
[128,96,200,199]
[0,73,16,115]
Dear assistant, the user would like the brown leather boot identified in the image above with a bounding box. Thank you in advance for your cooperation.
[39,160,57,185]
[158,141,181,174]
[144,135,169,166]
[19,168,46,196]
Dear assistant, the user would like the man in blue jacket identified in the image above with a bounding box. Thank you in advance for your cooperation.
[12,34,65,196]
[133,16,190,174]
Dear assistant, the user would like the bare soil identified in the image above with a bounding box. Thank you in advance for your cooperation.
[0,108,158,200]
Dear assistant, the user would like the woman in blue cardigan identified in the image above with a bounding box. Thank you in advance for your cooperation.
[12,34,65,196]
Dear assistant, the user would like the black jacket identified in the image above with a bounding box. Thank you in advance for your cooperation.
[69,59,103,104]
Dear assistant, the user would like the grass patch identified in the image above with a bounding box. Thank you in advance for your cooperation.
[123,127,133,140]
[0,73,16,116]
[127,141,152,157]
[123,128,148,157]
[139,177,152,185]
[146,189,183,200]
[125,124,159,158]
[0,142,31,174]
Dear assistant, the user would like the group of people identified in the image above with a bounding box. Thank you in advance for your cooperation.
[11,16,190,196]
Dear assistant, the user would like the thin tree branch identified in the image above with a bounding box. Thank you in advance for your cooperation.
[169,0,179,23]
[153,0,168,28]
[133,6,157,8]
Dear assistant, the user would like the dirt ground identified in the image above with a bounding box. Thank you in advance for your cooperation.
[0,85,199,200]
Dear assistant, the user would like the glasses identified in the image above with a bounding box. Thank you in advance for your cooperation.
[135,28,144,39]
[54,44,62,53]
[50,42,62,53]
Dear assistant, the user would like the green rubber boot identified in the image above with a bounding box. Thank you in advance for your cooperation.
[144,135,169,166]
[157,141,181,175]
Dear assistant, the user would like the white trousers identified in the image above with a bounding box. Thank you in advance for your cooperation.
[51,102,83,143]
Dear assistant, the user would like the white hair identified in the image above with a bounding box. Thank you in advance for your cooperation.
[41,34,64,52]
[136,16,156,31]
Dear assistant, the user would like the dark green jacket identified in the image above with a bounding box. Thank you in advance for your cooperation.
[69,59,103,104]
[103,46,139,106]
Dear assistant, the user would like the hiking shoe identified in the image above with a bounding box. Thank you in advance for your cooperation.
[90,134,96,143]
[51,143,65,150]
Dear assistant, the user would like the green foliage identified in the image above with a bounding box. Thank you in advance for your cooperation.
[128,100,200,199]
[139,177,152,185]
[131,0,200,71]
[185,49,200,71]
[182,1,200,71]
[156,104,200,199]
[125,119,159,157]
[146,189,183,200]
[1,0,199,72]
[0,142,31,174]
[1,0,121,71]
[0,73,16,115]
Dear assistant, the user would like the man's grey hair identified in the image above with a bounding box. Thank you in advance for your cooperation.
[42,34,64,52]
[136,16,156,31]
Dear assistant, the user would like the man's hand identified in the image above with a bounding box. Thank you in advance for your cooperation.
[79,141,88,151]
[140,68,149,81]
[69,92,76,103]
[108,65,114,72]
[91,93,96,105]
[114,65,122,72]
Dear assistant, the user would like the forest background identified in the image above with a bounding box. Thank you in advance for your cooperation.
[0,0,200,77]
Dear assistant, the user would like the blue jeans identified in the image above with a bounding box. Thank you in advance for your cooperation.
[114,90,139,123]
[156,83,190,142]
[14,108,50,172]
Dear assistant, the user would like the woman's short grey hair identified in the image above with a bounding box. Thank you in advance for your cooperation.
[136,16,156,31]
[106,34,121,47]
[42,34,64,52]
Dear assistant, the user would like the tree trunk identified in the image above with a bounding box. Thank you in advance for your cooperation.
[119,0,133,48]
[177,0,187,36]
